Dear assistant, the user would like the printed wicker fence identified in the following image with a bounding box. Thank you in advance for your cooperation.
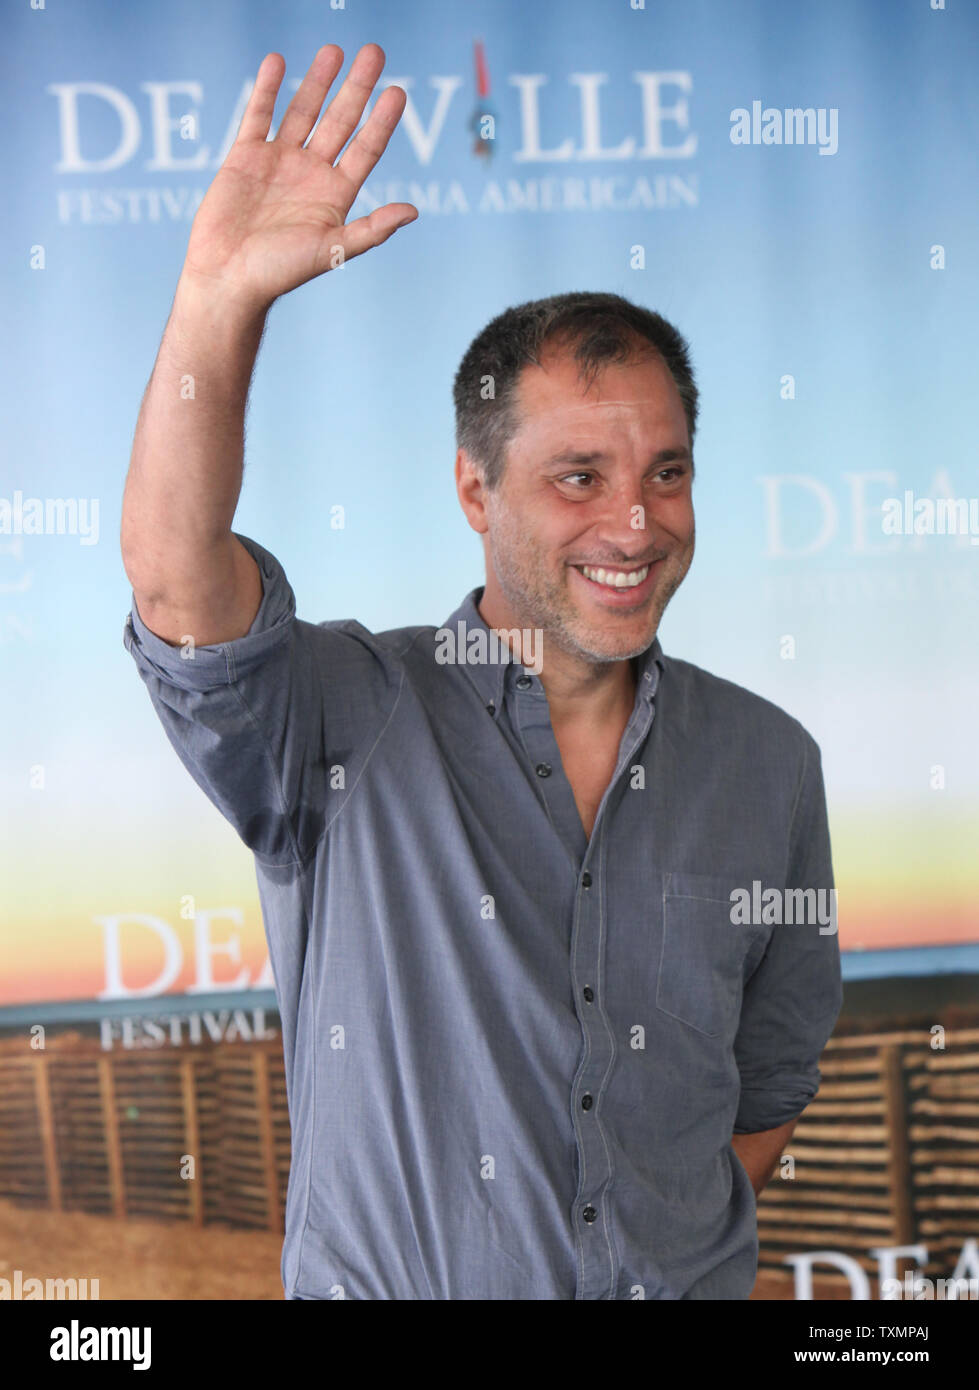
[1,1026,977,1285]
[0,1036,289,1231]
[756,1026,979,1288]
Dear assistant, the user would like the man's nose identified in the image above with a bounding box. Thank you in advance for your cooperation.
[594,483,661,555]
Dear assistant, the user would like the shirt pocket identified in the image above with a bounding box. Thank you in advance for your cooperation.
[656,872,768,1040]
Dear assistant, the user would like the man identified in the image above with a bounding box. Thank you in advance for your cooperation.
[121,43,841,1300]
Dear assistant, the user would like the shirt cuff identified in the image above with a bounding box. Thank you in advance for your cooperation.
[734,1076,820,1134]
[122,532,296,691]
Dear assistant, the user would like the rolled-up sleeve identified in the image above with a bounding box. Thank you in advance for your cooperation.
[732,732,843,1133]
[122,532,397,868]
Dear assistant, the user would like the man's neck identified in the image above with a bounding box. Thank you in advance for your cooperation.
[476,589,637,729]
[538,652,638,732]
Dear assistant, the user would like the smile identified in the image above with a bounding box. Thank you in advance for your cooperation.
[576,563,650,589]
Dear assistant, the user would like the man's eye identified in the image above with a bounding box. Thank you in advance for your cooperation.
[557,467,686,489]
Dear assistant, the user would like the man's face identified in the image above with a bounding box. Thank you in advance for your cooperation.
[476,343,695,665]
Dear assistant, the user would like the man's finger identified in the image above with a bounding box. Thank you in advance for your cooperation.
[236,53,287,144]
[275,44,345,147]
[335,86,407,193]
[307,42,387,164]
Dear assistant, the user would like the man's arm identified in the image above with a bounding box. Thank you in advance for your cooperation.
[120,43,417,647]
[730,734,843,1163]
[121,277,268,647]
[731,1116,799,1197]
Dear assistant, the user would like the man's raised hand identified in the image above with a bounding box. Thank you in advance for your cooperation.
[183,44,418,310]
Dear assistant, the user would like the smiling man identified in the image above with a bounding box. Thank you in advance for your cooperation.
[121,44,842,1300]
[456,323,698,843]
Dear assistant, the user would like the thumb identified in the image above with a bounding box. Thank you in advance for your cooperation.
[339,204,418,260]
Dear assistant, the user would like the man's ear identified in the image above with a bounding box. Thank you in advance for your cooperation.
[455,448,490,535]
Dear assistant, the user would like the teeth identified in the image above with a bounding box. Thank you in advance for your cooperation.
[580,564,650,589]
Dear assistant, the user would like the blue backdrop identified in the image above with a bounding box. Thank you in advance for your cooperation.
[2,0,978,1014]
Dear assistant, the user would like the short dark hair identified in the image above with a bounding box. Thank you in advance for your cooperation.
[452,290,699,490]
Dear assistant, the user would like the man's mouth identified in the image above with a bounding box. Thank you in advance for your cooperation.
[568,560,662,606]
[575,563,650,590]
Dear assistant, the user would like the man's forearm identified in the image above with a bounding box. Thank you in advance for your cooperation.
[120,270,269,606]
[731,1116,799,1196]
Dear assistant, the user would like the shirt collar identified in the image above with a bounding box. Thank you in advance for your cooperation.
[438,586,666,721]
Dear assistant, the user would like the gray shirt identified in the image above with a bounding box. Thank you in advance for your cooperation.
[123,531,842,1300]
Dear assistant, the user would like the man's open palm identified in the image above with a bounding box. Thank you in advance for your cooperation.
[184,43,417,308]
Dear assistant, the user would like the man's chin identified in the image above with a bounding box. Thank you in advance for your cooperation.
[556,618,659,666]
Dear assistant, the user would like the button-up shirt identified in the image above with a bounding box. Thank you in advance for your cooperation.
[123,532,842,1300]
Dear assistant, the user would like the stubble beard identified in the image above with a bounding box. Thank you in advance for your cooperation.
[487,503,694,668]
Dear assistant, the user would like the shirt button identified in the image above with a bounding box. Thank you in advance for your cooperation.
[516,675,532,690]
[486,701,495,715]
[535,763,552,778]
[581,871,592,888]
[583,986,594,1003]
[581,1093,593,1111]
[582,1205,597,1223]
